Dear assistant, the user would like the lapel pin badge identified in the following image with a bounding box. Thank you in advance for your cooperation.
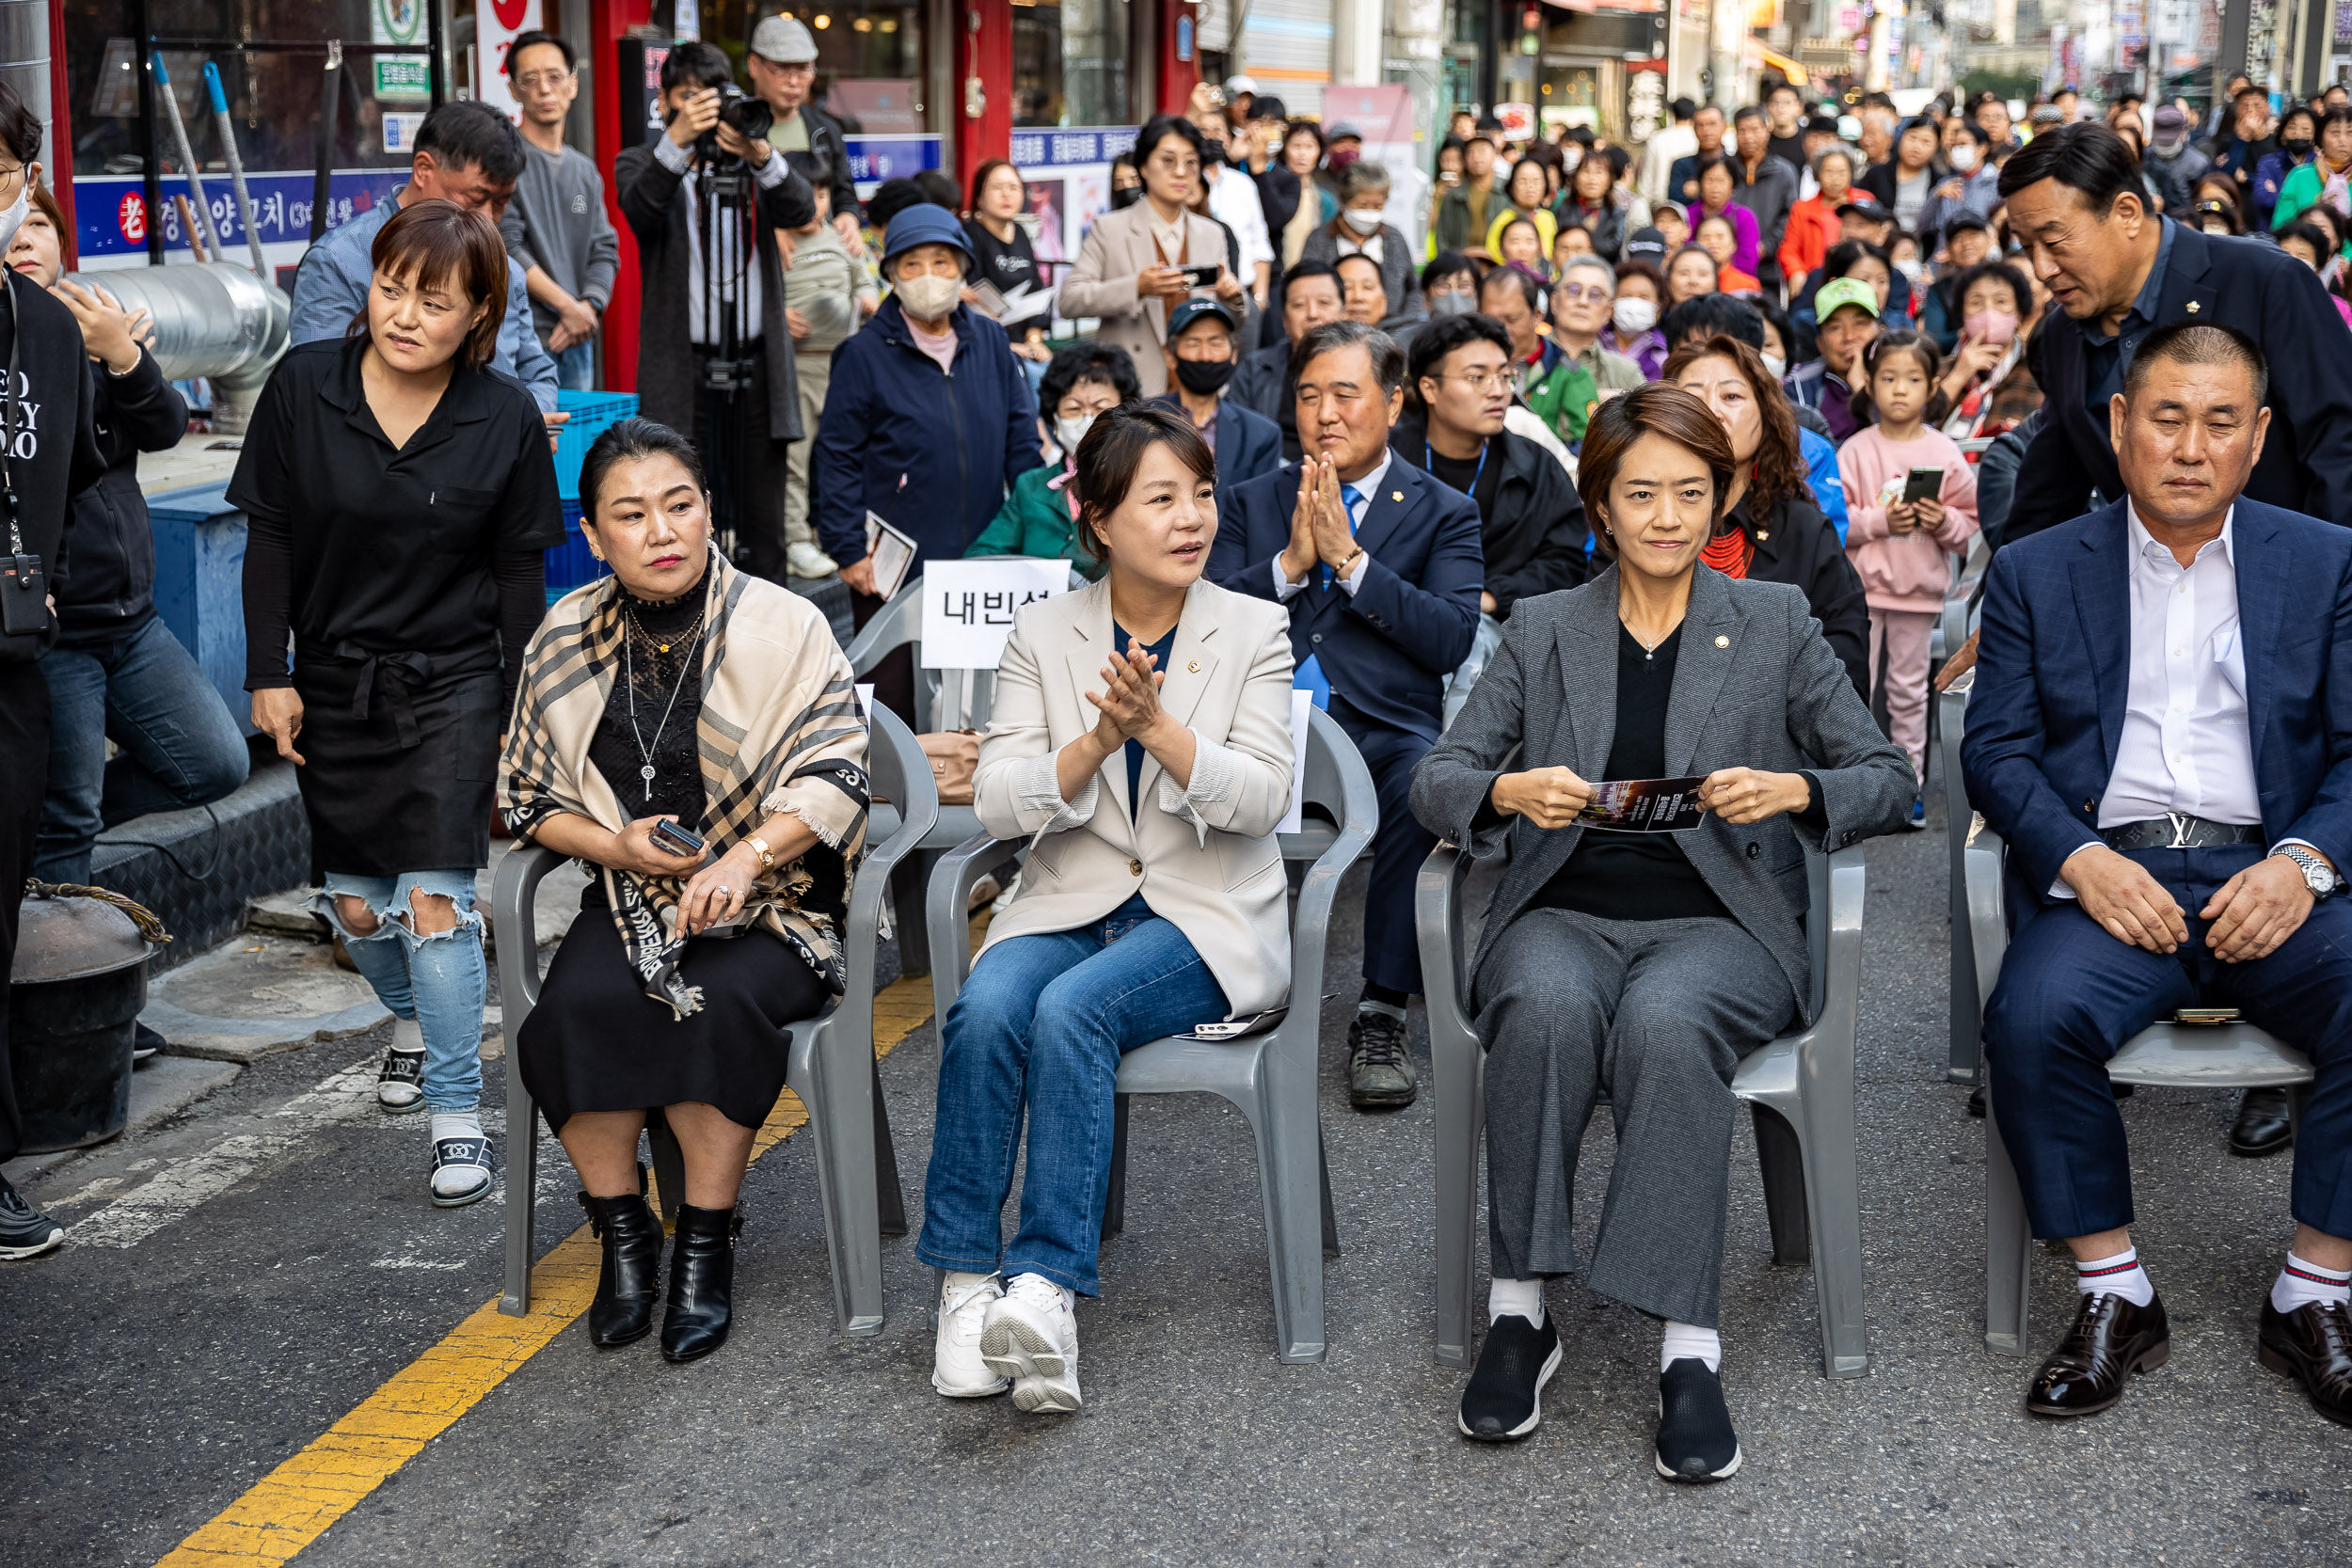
[1391,491,1403,502]
[1715,635,1729,648]
[1186,660,1200,673]
[2185,301,2201,313]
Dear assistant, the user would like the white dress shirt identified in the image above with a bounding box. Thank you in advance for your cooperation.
[653,135,792,344]
[2056,505,2310,895]
[1273,451,1390,600]
[1205,166,1274,270]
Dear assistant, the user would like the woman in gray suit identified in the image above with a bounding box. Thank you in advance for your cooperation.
[1410,385,1911,1481]
[919,404,1296,1416]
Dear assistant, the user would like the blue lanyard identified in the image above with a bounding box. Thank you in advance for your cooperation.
[1427,438,1487,495]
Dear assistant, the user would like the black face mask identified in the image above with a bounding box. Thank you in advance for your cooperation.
[1174,357,1236,394]
[1110,185,1143,211]
[2286,137,2316,157]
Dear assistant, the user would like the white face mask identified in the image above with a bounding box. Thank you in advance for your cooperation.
[1948,142,1980,172]
[1343,207,1384,234]
[0,184,25,256]
[1054,412,1097,456]
[1761,351,1787,379]
[1894,257,1923,281]
[1612,296,1657,335]
[895,272,961,321]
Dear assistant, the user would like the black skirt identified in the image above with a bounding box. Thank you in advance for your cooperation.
[516,900,832,1133]
[290,644,501,878]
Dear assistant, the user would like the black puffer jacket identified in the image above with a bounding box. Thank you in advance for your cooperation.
[53,347,187,650]
[1391,413,1589,618]
[1733,492,1869,702]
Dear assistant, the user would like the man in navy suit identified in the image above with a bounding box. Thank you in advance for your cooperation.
[1998,123,2352,546]
[1963,324,2352,1430]
[1210,319,1484,1109]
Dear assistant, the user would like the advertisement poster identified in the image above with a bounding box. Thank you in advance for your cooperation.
[1008,125,1135,310]
[472,0,544,122]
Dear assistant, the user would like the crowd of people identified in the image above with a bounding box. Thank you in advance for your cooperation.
[0,52,2348,1493]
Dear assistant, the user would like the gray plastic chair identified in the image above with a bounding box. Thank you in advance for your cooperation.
[841,568,1087,974]
[493,705,941,1338]
[1441,614,1505,733]
[1940,673,1981,1085]
[925,705,1377,1363]
[1961,819,2315,1355]
[1418,842,1871,1378]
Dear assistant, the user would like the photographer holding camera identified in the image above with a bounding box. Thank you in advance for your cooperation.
[613,40,815,583]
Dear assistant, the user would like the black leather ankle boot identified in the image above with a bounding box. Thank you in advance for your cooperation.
[661,1203,741,1363]
[579,1190,663,1348]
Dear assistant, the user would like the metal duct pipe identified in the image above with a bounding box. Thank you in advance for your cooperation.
[0,0,53,170]
[58,263,284,381]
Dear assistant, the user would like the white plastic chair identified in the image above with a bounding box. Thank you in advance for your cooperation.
[924,705,1377,1363]
[1962,817,2316,1355]
[1416,842,1872,1378]
[1440,613,1505,733]
[493,705,940,1338]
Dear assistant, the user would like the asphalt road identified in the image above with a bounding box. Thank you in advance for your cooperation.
[6,759,2350,1567]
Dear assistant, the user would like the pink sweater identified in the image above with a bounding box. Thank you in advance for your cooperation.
[1838,424,1981,612]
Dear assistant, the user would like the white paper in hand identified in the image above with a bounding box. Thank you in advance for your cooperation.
[919,558,1073,670]
[1279,689,1313,835]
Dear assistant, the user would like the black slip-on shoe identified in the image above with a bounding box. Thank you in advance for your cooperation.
[1655,1357,1741,1482]
[1457,1312,1562,1442]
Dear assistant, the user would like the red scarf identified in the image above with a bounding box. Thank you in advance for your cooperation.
[1701,527,1751,579]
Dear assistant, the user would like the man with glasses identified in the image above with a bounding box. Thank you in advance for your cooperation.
[1548,254,1645,390]
[0,84,105,1259]
[746,15,862,248]
[500,31,618,390]
[1390,311,1589,620]
[1061,114,1249,399]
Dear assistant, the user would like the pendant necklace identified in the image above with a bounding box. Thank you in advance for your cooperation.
[624,612,705,801]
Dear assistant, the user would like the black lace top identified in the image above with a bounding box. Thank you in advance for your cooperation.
[587,581,707,832]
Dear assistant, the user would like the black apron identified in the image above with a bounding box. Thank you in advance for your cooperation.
[292,639,502,879]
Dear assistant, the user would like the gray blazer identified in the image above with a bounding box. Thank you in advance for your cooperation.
[1410,566,1913,1021]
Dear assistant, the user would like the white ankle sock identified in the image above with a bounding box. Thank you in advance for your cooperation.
[430,1110,484,1144]
[1487,1277,1545,1327]
[1661,1321,1722,1373]
[389,1016,423,1053]
[2074,1245,2155,1307]
[2272,1252,2352,1314]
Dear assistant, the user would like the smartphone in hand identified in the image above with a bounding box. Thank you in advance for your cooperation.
[1901,467,1945,505]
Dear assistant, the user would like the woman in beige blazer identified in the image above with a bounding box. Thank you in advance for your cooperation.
[918,404,1295,1415]
[1058,115,1250,399]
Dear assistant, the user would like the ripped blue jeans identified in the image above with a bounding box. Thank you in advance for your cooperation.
[318,871,486,1113]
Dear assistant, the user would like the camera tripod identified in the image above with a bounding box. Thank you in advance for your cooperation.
[691,147,762,572]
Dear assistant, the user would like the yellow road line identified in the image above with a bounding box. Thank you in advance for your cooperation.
[156,970,940,1568]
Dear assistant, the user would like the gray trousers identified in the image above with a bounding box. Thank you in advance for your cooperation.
[1473,908,1796,1328]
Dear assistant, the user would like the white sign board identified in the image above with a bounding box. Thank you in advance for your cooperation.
[1279,689,1313,836]
[918,559,1073,671]
[472,0,545,123]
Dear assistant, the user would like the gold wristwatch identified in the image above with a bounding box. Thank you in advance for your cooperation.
[747,833,775,872]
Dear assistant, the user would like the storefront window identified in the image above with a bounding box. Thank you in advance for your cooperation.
[1013,0,1131,128]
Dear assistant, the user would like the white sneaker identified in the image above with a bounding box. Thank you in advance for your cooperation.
[981,1272,1082,1413]
[787,540,839,579]
[377,1016,425,1112]
[932,1272,1011,1398]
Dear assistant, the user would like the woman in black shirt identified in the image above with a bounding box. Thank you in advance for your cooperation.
[230,200,565,1209]
[1410,386,1910,1482]
[1664,335,1869,699]
[962,159,1052,367]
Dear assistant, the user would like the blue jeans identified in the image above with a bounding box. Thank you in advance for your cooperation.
[35,617,250,885]
[552,339,596,391]
[318,870,486,1113]
[917,893,1231,1294]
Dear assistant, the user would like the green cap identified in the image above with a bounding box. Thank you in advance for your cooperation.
[1814,277,1881,323]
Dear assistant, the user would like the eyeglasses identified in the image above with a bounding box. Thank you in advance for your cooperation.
[511,71,574,91]
[1441,369,1512,393]
[0,162,23,197]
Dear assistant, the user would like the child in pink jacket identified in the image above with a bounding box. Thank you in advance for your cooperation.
[1837,330,1979,819]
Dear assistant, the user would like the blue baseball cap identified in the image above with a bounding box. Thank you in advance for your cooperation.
[1166,298,1238,338]
[881,203,972,267]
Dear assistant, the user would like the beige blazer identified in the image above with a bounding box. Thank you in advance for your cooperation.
[973,577,1298,1017]
[1055,202,1232,400]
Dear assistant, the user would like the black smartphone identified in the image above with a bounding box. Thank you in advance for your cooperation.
[1180,262,1221,289]
[652,818,705,857]
[1902,467,1945,505]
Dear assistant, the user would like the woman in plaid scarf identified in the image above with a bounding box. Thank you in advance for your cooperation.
[500,418,868,1364]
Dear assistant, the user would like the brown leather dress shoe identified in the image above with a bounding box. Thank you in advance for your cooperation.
[2258,1298,2352,1428]
[2026,1291,2170,1418]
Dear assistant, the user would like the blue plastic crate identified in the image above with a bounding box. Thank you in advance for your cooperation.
[551,388,641,500]
[544,498,611,601]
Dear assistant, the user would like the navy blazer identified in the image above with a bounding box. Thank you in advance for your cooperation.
[1209,456,1484,741]
[2006,223,2352,543]
[1152,393,1281,492]
[1961,497,2352,905]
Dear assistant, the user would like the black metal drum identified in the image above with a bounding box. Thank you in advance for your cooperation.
[8,893,156,1153]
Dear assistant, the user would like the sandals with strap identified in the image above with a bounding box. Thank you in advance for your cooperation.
[430,1134,495,1208]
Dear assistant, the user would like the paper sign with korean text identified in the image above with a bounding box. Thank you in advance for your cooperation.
[918,560,1073,670]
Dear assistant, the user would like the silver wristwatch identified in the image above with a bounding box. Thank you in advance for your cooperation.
[2275,844,2342,898]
